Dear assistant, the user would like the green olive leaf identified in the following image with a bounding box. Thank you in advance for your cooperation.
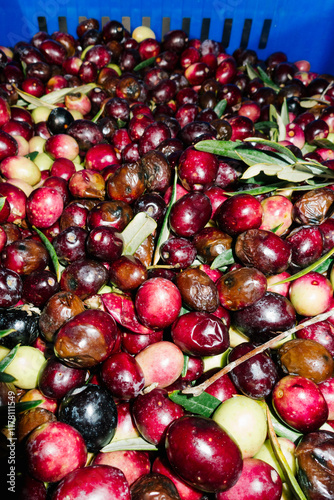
[24,151,39,162]
[195,139,243,157]
[153,167,178,265]
[91,102,105,123]
[0,344,20,373]
[254,121,278,131]
[214,99,227,118]
[280,98,290,128]
[276,166,316,182]
[0,372,16,383]
[134,56,156,72]
[241,163,283,179]
[228,182,287,196]
[169,390,222,418]
[0,197,6,212]
[246,64,259,80]
[33,226,61,282]
[101,436,158,452]
[210,248,235,269]
[256,66,280,92]
[244,137,298,163]
[181,355,189,378]
[0,329,15,339]
[266,404,308,500]
[270,247,334,286]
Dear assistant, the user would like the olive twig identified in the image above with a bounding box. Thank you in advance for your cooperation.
[182,308,334,397]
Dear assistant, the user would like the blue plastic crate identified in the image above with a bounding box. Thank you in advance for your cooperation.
[0,0,334,74]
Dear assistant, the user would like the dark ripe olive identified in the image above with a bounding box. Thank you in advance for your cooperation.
[97,116,118,141]
[22,269,60,308]
[26,61,52,82]
[54,309,118,368]
[295,430,334,500]
[102,19,124,42]
[171,311,229,356]
[169,192,212,238]
[86,226,123,263]
[109,255,147,291]
[151,79,177,104]
[76,18,100,38]
[160,237,197,269]
[229,342,279,399]
[39,291,85,342]
[286,226,323,269]
[199,90,217,109]
[67,119,104,152]
[119,48,141,72]
[38,356,87,401]
[1,239,49,276]
[156,138,184,159]
[216,267,267,311]
[176,267,219,313]
[106,161,146,204]
[141,150,171,193]
[155,50,179,72]
[0,267,22,308]
[104,97,130,122]
[46,107,74,135]
[53,226,88,265]
[293,187,334,225]
[87,200,133,231]
[232,291,296,344]
[235,229,292,275]
[138,122,171,156]
[133,193,167,226]
[215,194,263,237]
[59,202,89,231]
[178,121,217,147]
[278,338,334,384]
[210,119,232,140]
[131,473,181,500]
[58,384,118,453]
[0,308,39,349]
[155,115,181,139]
[192,227,233,265]
[60,259,109,299]
[163,29,188,53]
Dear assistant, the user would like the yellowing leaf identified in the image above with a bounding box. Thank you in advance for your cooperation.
[241,163,282,179]
[276,166,316,182]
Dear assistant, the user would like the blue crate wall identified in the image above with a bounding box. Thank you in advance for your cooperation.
[0,0,334,73]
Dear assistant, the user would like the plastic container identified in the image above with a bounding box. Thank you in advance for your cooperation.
[0,0,333,73]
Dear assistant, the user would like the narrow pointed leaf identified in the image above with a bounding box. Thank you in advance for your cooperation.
[266,404,308,500]
[121,212,157,255]
[14,86,56,109]
[254,121,278,131]
[25,151,39,162]
[134,56,156,72]
[169,390,222,417]
[0,197,6,212]
[12,400,43,413]
[312,138,334,150]
[33,226,61,281]
[244,137,298,163]
[236,149,291,167]
[40,84,96,104]
[256,66,280,91]
[153,167,178,265]
[214,99,227,118]
[0,344,20,372]
[270,247,334,286]
[241,163,283,179]
[276,166,316,182]
[264,404,302,442]
[0,372,16,383]
[229,182,287,196]
[181,355,189,377]
[280,98,290,127]
[91,103,105,123]
[195,140,242,156]
[0,329,15,339]
[210,249,235,269]
[246,64,258,80]
[117,119,127,128]
[102,437,158,452]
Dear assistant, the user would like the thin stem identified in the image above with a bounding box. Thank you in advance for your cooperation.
[182,308,334,397]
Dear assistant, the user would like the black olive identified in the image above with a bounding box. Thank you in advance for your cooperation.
[46,107,74,135]
[0,308,40,348]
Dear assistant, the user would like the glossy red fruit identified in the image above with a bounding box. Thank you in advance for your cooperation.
[51,464,131,500]
[26,421,87,483]
[165,415,243,492]
[26,187,64,228]
[100,352,145,400]
[215,194,263,237]
[169,191,212,237]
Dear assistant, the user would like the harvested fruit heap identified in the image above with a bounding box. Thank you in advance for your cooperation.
[1,17,334,500]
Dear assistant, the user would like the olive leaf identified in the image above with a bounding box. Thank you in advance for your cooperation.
[0,400,44,417]
[91,103,105,123]
[241,163,283,179]
[181,355,189,377]
[0,197,6,212]
[244,137,298,163]
[210,248,235,269]
[33,226,61,282]
[228,182,287,196]
[276,165,317,182]
[0,329,15,339]
[117,119,127,129]
[254,121,278,131]
[266,404,308,500]
[236,149,291,168]
[312,138,334,150]
[13,86,56,109]
[14,84,96,110]
[256,66,280,92]
[102,436,158,452]
[270,247,334,287]
[134,56,156,72]
[214,99,227,118]
[269,104,286,141]
[0,372,16,383]
[169,390,222,418]
[121,212,157,255]
[195,139,242,157]
[246,63,259,80]
[0,345,20,372]
[153,167,178,265]
[25,151,39,162]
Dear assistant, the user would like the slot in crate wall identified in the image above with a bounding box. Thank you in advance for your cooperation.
[0,0,334,73]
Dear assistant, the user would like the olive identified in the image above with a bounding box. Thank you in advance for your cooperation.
[46,107,74,135]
